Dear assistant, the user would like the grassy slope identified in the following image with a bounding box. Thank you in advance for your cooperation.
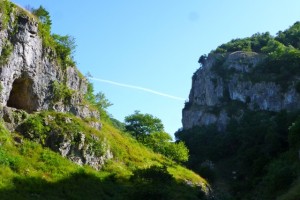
[0,111,209,200]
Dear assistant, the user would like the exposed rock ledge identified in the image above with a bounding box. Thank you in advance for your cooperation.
[183,51,300,130]
[0,8,99,128]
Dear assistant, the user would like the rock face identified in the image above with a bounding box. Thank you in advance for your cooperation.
[43,115,113,171]
[0,4,108,169]
[183,51,300,130]
[0,7,98,121]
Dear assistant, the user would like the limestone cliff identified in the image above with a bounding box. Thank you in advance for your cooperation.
[0,4,98,125]
[183,51,300,130]
[0,2,106,169]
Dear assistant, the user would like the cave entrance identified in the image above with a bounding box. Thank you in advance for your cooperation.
[7,77,38,113]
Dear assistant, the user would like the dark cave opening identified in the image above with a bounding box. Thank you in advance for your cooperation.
[7,77,38,113]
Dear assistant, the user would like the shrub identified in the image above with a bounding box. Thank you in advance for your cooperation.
[0,0,13,29]
[0,40,13,66]
[52,81,74,104]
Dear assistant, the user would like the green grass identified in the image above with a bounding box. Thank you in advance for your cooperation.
[0,112,209,199]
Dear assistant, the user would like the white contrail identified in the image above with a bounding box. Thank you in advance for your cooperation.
[89,77,185,101]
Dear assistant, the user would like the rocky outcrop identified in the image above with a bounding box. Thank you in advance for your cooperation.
[183,51,300,130]
[0,5,98,125]
[0,3,106,169]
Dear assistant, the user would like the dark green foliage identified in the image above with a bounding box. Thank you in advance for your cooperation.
[261,157,297,199]
[176,110,300,199]
[215,38,252,53]
[276,22,300,49]
[129,166,205,200]
[288,117,300,149]
[213,32,273,53]
[0,167,206,200]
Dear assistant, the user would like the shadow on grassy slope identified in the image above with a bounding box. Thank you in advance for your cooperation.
[0,166,206,200]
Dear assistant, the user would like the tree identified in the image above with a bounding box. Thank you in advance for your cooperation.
[84,82,112,121]
[124,111,164,140]
[94,92,113,110]
[52,34,76,67]
[32,6,52,28]
[143,132,189,162]
[143,131,172,154]
[125,111,189,162]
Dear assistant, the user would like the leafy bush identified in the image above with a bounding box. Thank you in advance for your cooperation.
[0,0,14,29]
[0,40,13,66]
[52,34,76,68]
[165,141,189,162]
[19,114,49,144]
[52,81,74,104]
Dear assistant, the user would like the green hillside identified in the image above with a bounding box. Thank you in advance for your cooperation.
[0,111,209,199]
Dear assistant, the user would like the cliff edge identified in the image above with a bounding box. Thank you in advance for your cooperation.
[183,36,300,130]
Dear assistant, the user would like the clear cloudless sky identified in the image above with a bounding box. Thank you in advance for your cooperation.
[11,0,300,137]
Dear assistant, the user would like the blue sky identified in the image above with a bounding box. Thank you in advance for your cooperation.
[12,0,300,136]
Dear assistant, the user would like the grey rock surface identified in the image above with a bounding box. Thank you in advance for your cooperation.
[0,8,98,120]
[183,52,300,130]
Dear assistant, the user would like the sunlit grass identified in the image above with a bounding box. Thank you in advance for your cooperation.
[0,112,209,199]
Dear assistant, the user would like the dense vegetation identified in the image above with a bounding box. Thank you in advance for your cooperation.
[178,22,300,200]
